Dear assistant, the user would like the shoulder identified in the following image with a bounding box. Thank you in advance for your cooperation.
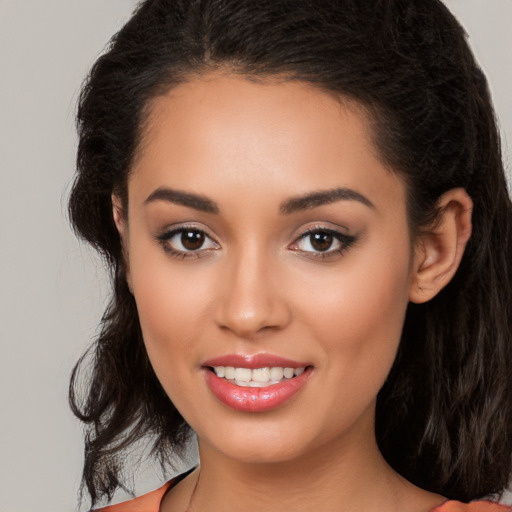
[94,480,172,512]
[94,489,511,512]
[432,501,511,512]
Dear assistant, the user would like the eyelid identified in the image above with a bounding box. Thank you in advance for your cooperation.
[154,222,356,260]
[156,224,220,259]
[289,225,357,259]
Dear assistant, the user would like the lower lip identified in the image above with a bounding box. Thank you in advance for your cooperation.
[204,367,312,412]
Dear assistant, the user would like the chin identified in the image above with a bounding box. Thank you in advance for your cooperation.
[211,436,309,465]
[194,411,336,466]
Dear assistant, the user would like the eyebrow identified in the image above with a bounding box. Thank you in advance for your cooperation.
[144,186,374,215]
[279,187,375,214]
[144,187,220,214]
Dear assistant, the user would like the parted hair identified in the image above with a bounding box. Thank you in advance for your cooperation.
[68,0,512,507]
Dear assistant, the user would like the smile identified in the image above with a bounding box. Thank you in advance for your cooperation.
[202,355,313,412]
[211,366,306,387]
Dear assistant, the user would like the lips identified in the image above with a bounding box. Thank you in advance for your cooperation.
[202,354,313,412]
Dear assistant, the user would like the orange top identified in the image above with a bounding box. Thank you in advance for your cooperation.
[432,502,510,512]
[96,481,511,512]
[96,480,173,512]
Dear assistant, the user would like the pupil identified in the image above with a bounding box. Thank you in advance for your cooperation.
[181,230,205,250]
[311,232,333,251]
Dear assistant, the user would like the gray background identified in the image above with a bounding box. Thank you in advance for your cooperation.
[0,1,510,511]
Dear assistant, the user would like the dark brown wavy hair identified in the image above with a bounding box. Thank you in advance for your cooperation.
[68,0,512,507]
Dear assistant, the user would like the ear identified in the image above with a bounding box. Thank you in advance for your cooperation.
[112,194,133,293]
[112,193,127,237]
[409,188,473,304]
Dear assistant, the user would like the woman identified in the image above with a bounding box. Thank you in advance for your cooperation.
[68,0,512,511]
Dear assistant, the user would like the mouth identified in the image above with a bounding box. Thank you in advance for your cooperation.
[202,355,313,412]
[208,365,306,388]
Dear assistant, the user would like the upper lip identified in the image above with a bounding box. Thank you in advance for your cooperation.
[202,354,310,369]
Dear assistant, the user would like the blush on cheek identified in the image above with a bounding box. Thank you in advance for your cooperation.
[132,263,214,357]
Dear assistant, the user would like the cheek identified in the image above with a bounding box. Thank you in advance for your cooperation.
[135,270,209,340]
[131,267,216,414]
[128,242,215,374]
[295,242,410,325]
[290,237,412,388]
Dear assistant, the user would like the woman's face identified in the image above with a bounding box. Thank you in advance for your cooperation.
[119,73,419,464]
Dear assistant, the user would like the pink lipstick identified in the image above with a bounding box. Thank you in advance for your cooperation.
[202,354,313,412]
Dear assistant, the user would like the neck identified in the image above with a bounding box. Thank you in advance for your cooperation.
[183,422,442,512]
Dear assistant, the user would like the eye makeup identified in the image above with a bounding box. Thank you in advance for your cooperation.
[156,225,220,260]
[289,226,358,261]
[155,223,358,262]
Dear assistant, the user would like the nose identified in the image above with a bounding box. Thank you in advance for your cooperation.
[214,246,291,338]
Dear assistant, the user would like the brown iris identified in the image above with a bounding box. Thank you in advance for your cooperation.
[181,230,205,250]
[310,232,334,251]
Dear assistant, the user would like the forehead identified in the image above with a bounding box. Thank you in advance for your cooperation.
[139,73,376,160]
[129,73,405,215]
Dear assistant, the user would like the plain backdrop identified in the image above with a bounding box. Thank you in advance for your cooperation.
[0,1,510,511]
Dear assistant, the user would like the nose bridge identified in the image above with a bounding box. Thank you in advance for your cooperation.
[215,240,289,337]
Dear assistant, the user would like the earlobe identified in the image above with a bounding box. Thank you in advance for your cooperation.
[409,188,473,304]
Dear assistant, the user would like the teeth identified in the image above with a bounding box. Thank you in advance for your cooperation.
[283,367,294,379]
[252,367,270,383]
[213,366,306,387]
[234,367,252,382]
[269,367,284,381]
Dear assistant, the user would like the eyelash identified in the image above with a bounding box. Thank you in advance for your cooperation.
[290,227,357,260]
[156,226,357,260]
[156,225,219,259]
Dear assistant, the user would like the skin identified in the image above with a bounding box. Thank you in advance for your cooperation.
[113,73,472,512]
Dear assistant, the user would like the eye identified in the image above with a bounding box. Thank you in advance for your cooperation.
[300,231,339,252]
[290,228,356,258]
[157,227,219,258]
